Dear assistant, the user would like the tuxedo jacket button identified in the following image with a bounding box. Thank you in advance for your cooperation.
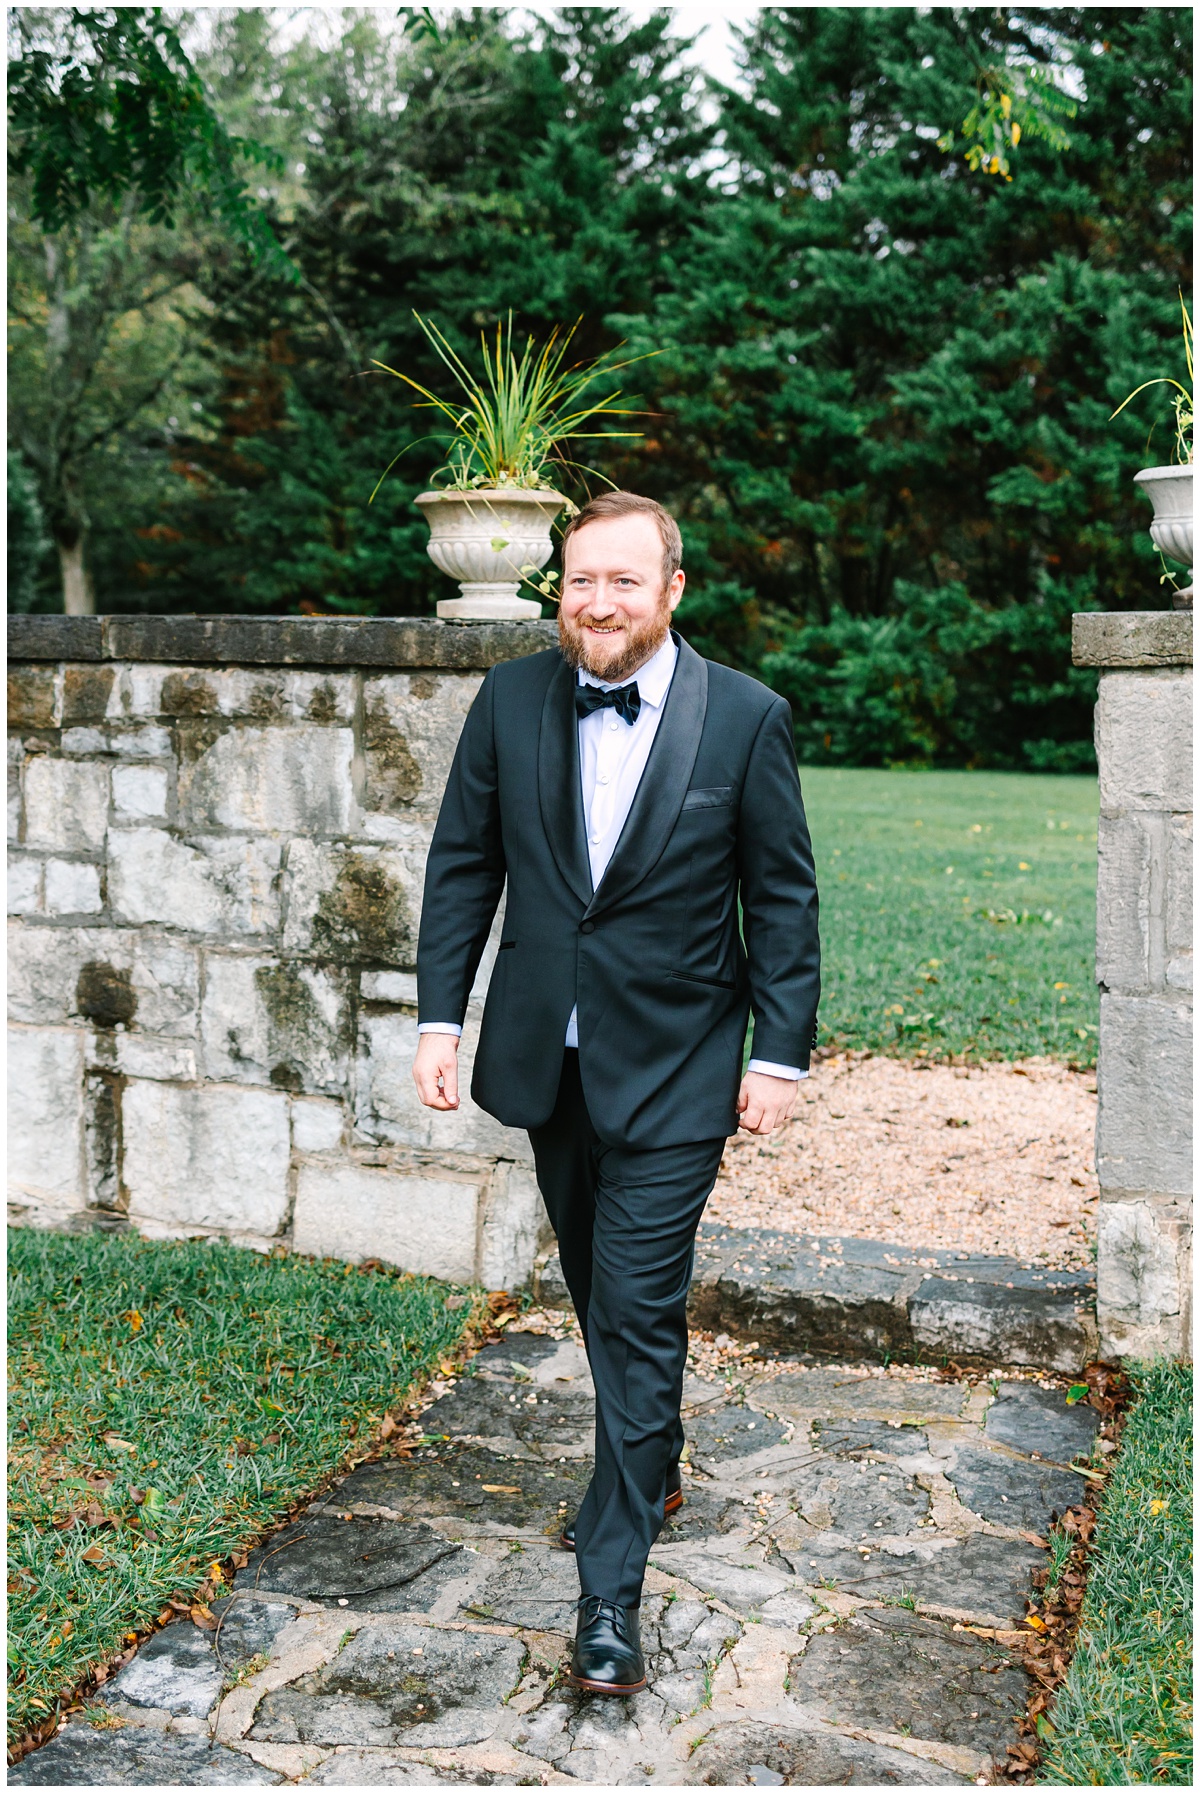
[580,920,595,934]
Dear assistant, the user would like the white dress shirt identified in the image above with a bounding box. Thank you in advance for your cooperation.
[420,634,804,1082]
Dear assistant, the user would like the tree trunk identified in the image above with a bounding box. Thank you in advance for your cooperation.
[58,537,95,615]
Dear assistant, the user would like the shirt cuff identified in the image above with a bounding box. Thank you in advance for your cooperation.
[417,1023,463,1037]
[747,1059,806,1080]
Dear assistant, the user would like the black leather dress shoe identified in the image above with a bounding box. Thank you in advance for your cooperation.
[568,1596,646,1695]
[559,1465,684,1551]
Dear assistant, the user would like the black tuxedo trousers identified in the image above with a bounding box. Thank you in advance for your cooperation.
[530,1050,726,1606]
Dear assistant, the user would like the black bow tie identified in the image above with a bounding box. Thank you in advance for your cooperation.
[575,681,642,726]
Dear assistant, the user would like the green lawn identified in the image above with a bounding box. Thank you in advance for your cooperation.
[6,1229,472,1742]
[800,767,1099,1065]
[1038,1359,1193,1785]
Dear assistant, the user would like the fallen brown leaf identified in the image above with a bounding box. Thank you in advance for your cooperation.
[480,1484,521,1495]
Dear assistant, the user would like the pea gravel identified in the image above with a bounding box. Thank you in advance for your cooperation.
[714,1051,1097,1269]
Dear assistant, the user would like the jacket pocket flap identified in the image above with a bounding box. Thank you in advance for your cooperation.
[681,785,734,810]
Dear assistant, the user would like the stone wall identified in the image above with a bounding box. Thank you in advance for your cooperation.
[1073,610,1193,1358]
[7,615,557,1289]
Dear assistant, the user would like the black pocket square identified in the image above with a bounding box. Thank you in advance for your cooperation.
[681,786,734,810]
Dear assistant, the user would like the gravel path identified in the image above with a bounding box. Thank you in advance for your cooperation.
[713,1053,1097,1270]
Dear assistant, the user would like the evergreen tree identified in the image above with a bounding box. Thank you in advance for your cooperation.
[609,5,1190,766]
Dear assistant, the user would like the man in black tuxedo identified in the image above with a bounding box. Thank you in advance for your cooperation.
[414,492,820,1694]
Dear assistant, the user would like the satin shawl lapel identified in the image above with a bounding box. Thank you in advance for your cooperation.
[537,653,593,906]
[585,633,709,920]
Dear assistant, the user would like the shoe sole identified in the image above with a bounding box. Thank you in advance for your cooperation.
[566,1672,647,1696]
[559,1487,684,1552]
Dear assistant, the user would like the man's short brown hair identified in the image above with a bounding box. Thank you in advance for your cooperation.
[561,491,683,590]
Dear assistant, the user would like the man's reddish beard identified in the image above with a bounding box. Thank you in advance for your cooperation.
[557,591,673,682]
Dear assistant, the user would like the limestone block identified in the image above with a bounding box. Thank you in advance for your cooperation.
[206,668,356,724]
[355,1007,532,1162]
[108,725,173,758]
[1095,812,1153,991]
[1166,813,1193,992]
[7,1025,85,1209]
[122,1080,290,1234]
[109,829,282,936]
[113,764,170,821]
[111,1034,198,1082]
[61,727,107,755]
[360,970,418,1005]
[1097,1196,1188,1358]
[292,1160,480,1283]
[362,672,483,816]
[44,859,103,915]
[291,1098,346,1153]
[24,758,109,852]
[7,922,200,1033]
[479,1163,544,1290]
[281,840,421,967]
[177,725,355,837]
[8,666,60,728]
[1096,669,1193,812]
[1096,993,1192,1195]
[8,748,22,844]
[124,666,169,716]
[8,857,42,916]
[62,665,116,725]
[200,954,351,1094]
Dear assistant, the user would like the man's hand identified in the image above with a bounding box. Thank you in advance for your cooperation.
[413,1032,461,1110]
[736,1070,799,1137]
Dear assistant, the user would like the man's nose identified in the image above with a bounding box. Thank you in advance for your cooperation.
[589,582,618,617]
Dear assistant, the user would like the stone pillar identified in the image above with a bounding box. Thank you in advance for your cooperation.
[7,614,557,1289]
[1072,611,1193,1358]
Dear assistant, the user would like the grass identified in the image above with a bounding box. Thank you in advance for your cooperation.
[799,767,1098,1065]
[6,1228,472,1742]
[1038,1359,1193,1785]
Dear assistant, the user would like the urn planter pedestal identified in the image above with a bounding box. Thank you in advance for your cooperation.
[416,488,564,622]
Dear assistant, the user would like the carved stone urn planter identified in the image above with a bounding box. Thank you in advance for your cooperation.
[1133,463,1193,608]
[416,488,565,621]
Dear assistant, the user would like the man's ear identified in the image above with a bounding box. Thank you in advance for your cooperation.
[667,569,686,613]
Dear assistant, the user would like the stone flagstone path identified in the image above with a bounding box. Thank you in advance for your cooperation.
[13,1320,1101,1787]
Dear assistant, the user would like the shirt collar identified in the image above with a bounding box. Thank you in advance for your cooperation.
[578,632,678,710]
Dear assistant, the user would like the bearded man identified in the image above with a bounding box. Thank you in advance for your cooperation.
[413,491,820,1694]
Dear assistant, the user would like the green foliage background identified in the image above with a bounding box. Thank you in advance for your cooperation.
[8,6,1193,769]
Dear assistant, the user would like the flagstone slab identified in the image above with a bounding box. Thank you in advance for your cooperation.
[248,1620,525,1750]
[462,1542,582,1631]
[418,1343,595,1457]
[944,1446,1089,1532]
[336,1446,593,1537]
[780,1531,1044,1626]
[306,1751,506,1784]
[236,1514,468,1610]
[679,1718,970,1785]
[982,1380,1100,1462]
[767,1370,968,1425]
[9,1730,283,1785]
[646,1544,794,1615]
[787,1607,1027,1756]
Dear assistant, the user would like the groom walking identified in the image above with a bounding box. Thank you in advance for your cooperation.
[413,491,820,1694]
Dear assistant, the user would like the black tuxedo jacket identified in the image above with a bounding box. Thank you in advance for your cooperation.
[416,633,820,1149]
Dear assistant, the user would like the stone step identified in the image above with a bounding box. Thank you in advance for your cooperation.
[535,1223,1098,1374]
